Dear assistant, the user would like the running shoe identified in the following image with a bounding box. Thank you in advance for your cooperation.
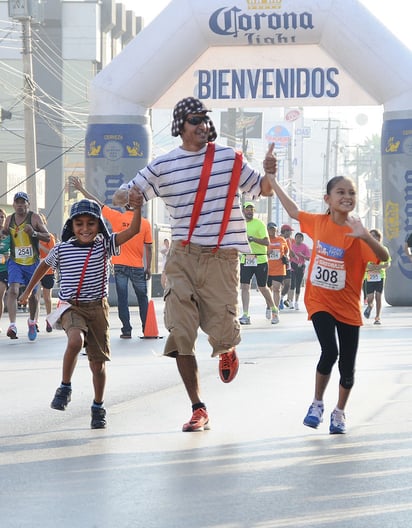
[329,409,346,434]
[50,386,72,410]
[283,299,290,308]
[46,321,53,333]
[374,318,381,325]
[265,308,271,320]
[239,314,251,325]
[120,332,132,339]
[364,306,372,319]
[279,299,284,310]
[91,406,107,429]
[303,403,324,429]
[294,302,300,310]
[7,324,18,340]
[219,349,239,383]
[28,320,37,341]
[271,311,279,325]
[182,407,210,432]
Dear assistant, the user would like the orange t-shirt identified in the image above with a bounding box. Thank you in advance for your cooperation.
[299,211,379,326]
[39,234,56,276]
[267,235,288,276]
[102,207,152,267]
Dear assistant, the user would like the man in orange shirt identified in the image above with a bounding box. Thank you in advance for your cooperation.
[71,177,152,338]
[267,222,289,323]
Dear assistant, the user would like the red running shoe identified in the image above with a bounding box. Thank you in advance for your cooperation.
[182,407,210,432]
[219,349,239,383]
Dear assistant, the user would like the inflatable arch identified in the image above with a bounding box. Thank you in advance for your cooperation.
[86,0,412,305]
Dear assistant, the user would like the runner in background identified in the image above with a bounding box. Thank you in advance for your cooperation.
[35,213,56,332]
[239,202,276,325]
[266,222,288,324]
[279,224,295,309]
[363,228,391,325]
[288,232,311,310]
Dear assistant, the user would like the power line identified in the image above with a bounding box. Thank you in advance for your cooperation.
[0,138,84,201]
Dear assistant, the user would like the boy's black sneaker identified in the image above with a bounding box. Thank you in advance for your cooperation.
[91,406,107,429]
[50,386,72,410]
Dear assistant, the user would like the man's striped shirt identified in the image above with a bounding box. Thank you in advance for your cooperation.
[123,143,264,252]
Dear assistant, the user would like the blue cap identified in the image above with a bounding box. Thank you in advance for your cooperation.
[14,191,29,202]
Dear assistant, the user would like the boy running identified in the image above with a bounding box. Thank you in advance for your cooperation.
[19,190,142,429]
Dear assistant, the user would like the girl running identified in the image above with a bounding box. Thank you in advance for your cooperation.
[270,174,389,434]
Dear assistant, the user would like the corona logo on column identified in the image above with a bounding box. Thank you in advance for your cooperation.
[209,5,314,40]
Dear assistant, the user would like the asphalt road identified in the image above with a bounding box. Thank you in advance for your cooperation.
[1,292,412,527]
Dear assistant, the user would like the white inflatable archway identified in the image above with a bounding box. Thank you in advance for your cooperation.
[86,0,412,305]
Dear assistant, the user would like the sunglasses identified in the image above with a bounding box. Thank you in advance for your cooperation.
[185,115,209,126]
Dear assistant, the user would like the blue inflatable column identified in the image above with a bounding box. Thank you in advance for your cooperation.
[85,114,151,206]
[381,110,412,306]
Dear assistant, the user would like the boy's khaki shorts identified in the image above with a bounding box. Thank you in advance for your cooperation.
[61,298,110,362]
[163,242,241,358]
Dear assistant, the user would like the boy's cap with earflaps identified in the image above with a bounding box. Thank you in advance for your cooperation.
[61,199,110,242]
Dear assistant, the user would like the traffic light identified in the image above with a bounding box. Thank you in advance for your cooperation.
[0,107,12,122]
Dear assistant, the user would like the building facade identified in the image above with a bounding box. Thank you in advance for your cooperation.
[0,0,142,235]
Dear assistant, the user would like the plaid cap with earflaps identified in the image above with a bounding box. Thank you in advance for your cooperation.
[171,97,217,141]
[61,199,110,242]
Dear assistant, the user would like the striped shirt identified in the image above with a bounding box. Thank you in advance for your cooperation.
[122,143,263,252]
[45,234,119,302]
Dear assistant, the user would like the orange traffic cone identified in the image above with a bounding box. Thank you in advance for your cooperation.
[141,299,162,339]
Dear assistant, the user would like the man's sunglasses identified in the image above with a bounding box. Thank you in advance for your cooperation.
[185,116,209,126]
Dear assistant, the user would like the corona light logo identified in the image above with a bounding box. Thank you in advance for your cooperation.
[247,0,282,9]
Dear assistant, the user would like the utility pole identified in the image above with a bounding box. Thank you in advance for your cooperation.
[22,17,37,210]
[8,1,38,210]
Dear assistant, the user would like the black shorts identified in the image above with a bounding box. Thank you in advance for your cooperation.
[240,262,268,287]
[0,270,8,285]
[267,275,284,287]
[365,279,384,294]
[41,274,55,289]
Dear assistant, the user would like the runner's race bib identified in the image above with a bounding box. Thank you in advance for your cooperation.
[269,250,280,260]
[16,246,33,259]
[244,255,258,267]
[310,255,346,290]
[367,270,381,282]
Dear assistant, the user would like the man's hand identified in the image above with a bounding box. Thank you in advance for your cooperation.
[24,224,36,236]
[112,189,129,206]
[70,176,83,192]
[127,187,143,209]
[263,143,277,175]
